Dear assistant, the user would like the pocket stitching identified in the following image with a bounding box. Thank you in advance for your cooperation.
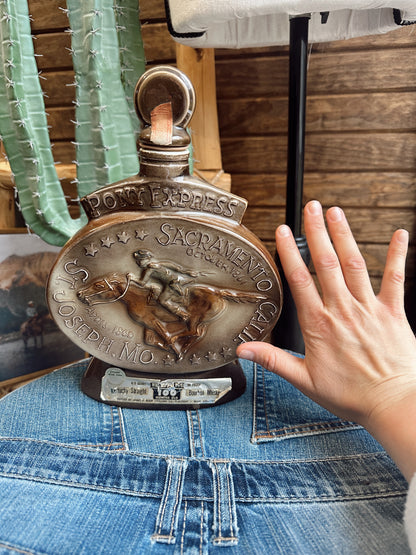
[252,364,361,443]
[253,420,361,441]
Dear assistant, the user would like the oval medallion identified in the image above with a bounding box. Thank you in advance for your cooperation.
[47,212,282,373]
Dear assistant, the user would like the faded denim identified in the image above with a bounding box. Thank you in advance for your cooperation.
[0,358,409,554]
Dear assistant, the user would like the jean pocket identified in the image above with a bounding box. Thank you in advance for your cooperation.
[251,363,361,444]
[0,361,128,452]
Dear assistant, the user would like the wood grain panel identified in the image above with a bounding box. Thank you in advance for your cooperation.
[140,0,166,20]
[34,33,72,70]
[39,45,416,107]
[219,92,416,136]
[34,25,174,70]
[43,91,416,139]
[47,107,75,140]
[311,26,416,51]
[29,0,68,31]
[29,0,166,31]
[232,172,416,208]
[216,49,416,98]
[49,142,76,164]
[41,71,75,107]
[142,23,176,62]
[221,133,416,173]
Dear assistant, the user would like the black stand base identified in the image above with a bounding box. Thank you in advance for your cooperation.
[81,357,246,410]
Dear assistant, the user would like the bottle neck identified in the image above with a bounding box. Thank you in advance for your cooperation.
[138,144,190,178]
[137,125,191,178]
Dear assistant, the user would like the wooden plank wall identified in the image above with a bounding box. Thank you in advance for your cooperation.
[10,1,416,327]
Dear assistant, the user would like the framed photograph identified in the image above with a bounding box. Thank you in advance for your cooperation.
[0,232,86,390]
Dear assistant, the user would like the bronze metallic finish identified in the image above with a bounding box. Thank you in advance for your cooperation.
[47,66,282,405]
[47,205,281,373]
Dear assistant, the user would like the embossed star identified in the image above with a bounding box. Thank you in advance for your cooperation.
[205,351,218,362]
[190,354,201,365]
[117,231,131,244]
[101,236,114,248]
[220,346,232,358]
[135,229,149,241]
[85,243,98,257]
[163,354,175,366]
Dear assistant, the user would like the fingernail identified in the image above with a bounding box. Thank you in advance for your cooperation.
[396,229,409,244]
[237,349,254,361]
[327,207,343,223]
[307,200,321,215]
[277,225,291,237]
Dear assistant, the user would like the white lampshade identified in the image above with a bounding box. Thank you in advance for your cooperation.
[165,0,416,47]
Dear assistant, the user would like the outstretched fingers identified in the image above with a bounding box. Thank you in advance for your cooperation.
[275,222,322,323]
[325,207,374,304]
[303,201,351,305]
[378,229,409,315]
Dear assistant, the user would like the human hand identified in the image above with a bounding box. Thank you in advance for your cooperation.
[237,200,416,479]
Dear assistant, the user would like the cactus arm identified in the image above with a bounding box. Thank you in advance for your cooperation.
[66,0,140,199]
[114,0,146,139]
[0,0,147,245]
[65,2,100,198]
[0,0,83,245]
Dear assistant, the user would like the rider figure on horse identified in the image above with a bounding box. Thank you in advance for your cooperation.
[132,249,209,325]
[26,301,37,321]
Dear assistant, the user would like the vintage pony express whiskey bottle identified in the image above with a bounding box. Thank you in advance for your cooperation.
[47,66,282,409]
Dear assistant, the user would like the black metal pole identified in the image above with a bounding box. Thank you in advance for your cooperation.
[271,15,311,353]
[286,15,309,236]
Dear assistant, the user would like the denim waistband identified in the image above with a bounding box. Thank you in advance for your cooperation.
[0,438,407,504]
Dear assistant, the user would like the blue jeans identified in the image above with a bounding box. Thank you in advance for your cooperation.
[0,358,409,554]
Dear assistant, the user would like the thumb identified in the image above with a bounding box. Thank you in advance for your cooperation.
[236,342,305,388]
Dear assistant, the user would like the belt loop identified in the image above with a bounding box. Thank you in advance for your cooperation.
[209,460,239,546]
[152,457,188,544]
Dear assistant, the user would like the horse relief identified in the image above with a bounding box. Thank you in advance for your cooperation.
[77,250,266,361]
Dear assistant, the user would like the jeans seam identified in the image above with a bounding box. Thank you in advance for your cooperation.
[187,411,205,458]
[210,461,239,545]
[75,442,126,450]
[261,367,270,432]
[253,366,362,442]
[152,459,187,543]
[213,462,222,540]
[196,410,205,458]
[254,422,361,440]
[0,437,396,464]
[231,491,408,503]
[117,407,129,451]
[107,406,128,451]
[155,462,174,537]
[225,464,235,540]
[0,542,41,555]
[169,463,184,538]
[251,363,258,442]
[179,499,188,554]
[109,406,115,448]
[187,411,197,458]
[0,437,127,453]
[200,501,205,555]
[0,471,407,502]
[0,471,165,498]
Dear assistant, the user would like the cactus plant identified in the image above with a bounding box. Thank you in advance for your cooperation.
[0,0,145,246]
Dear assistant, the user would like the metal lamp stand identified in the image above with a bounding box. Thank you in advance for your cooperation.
[271,14,312,353]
